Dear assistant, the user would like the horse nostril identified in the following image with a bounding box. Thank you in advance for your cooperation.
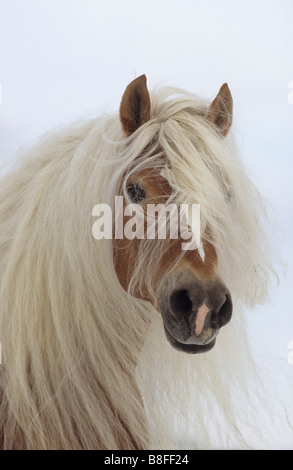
[169,289,193,317]
[217,293,233,328]
[167,282,232,332]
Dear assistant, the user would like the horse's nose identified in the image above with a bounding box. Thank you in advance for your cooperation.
[169,279,233,337]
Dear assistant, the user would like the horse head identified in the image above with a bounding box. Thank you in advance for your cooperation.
[114,75,233,354]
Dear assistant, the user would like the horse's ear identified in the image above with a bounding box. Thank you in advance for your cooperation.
[207,83,233,136]
[120,75,151,136]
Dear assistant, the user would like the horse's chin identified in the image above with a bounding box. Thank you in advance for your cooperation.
[163,325,217,354]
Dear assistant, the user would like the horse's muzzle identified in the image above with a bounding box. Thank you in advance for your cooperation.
[159,269,233,354]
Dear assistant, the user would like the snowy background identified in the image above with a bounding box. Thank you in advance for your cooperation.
[0,0,292,449]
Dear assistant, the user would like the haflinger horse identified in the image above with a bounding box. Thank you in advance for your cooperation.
[0,75,276,449]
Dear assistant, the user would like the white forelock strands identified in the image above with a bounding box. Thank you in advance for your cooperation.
[0,85,284,449]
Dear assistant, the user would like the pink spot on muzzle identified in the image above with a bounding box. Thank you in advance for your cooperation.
[195,304,210,336]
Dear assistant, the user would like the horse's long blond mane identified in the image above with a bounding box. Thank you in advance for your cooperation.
[0,86,282,449]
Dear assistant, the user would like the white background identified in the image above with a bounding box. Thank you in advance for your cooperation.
[0,0,292,448]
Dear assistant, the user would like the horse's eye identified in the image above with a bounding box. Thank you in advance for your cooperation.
[126,183,146,203]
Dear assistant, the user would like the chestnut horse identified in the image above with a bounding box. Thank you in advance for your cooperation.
[0,75,275,449]
[116,76,233,354]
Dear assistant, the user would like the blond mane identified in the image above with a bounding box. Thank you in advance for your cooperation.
[0,85,284,449]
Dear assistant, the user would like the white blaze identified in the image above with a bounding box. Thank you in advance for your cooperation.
[195,304,210,336]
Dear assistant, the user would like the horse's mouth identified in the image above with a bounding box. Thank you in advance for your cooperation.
[163,324,217,354]
[158,272,232,355]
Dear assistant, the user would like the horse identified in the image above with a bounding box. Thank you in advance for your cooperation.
[0,75,276,449]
